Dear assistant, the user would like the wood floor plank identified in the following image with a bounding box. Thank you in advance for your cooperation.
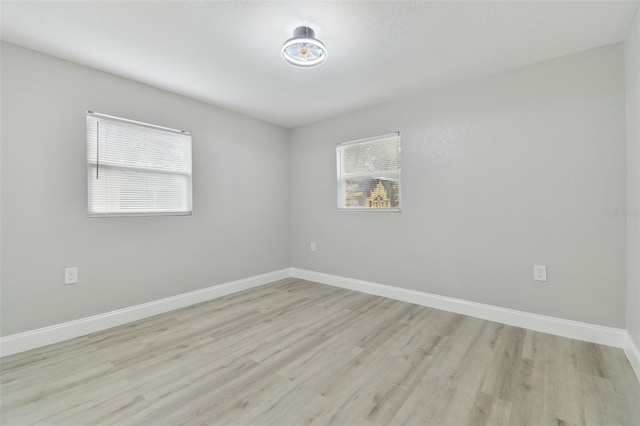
[1,278,638,425]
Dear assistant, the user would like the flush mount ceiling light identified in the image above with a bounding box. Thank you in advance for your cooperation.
[281,26,327,68]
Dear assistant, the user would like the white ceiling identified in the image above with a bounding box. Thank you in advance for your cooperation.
[1,1,638,128]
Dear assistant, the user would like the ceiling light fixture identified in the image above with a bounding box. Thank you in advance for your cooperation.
[281,26,327,68]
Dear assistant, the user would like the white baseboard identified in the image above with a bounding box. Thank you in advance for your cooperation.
[3,266,638,384]
[624,332,640,380]
[290,268,628,349]
[0,268,291,358]
[291,268,640,382]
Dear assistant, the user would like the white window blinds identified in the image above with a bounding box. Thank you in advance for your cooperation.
[87,112,192,217]
[337,133,401,211]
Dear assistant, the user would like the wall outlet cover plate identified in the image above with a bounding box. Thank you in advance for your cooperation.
[533,265,547,282]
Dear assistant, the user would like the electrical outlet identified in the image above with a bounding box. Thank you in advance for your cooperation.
[533,265,547,282]
[65,267,78,285]
[310,242,316,252]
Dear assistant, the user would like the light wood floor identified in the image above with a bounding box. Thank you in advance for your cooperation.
[1,278,639,425]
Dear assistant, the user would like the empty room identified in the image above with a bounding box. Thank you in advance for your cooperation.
[1,1,639,425]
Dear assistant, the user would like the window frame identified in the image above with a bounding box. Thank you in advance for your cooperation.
[86,111,193,218]
[336,132,402,212]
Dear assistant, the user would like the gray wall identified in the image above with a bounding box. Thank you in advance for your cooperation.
[0,43,290,336]
[1,40,633,337]
[626,9,640,348]
[289,44,627,327]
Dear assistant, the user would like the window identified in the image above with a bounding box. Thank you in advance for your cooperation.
[337,132,401,211]
[86,112,192,217]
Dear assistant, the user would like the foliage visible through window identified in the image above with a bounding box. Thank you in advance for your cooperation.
[337,133,401,210]
[87,112,192,217]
